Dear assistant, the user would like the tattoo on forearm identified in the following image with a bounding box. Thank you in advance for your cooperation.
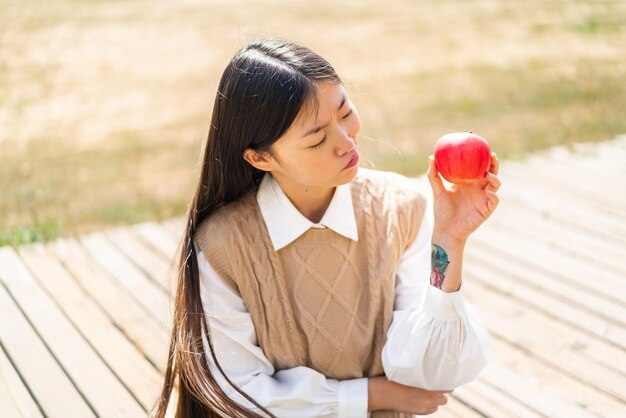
[431,244,450,289]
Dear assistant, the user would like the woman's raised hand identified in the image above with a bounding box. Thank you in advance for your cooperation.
[426,152,501,243]
[368,376,453,415]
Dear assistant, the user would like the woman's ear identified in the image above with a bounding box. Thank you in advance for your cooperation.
[243,148,274,172]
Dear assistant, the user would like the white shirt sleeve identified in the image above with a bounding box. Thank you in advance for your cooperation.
[381,196,492,390]
[195,244,368,418]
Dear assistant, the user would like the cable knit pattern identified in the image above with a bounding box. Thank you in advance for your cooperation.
[195,168,427,418]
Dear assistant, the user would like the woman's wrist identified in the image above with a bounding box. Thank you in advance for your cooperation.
[431,227,465,293]
[367,377,387,411]
[432,226,468,249]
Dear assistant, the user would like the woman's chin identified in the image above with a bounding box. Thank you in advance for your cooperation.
[340,165,359,182]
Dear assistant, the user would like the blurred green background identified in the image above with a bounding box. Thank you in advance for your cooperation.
[1,0,625,246]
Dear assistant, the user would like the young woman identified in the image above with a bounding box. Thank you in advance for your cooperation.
[153,38,500,418]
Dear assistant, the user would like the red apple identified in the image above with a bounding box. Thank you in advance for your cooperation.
[434,132,492,184]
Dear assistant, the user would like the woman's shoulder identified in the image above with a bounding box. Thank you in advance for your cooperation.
[353,168,428,244]
[353,167,427,204]
[194,188,259,244]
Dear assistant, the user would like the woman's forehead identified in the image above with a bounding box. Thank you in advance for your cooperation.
[295,82,347,126]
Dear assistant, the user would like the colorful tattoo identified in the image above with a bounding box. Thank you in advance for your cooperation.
[431,244,450,289]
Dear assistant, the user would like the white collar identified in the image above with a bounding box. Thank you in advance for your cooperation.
[256,172,359,251]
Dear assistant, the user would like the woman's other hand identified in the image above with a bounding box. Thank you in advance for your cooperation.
[368,376,453,415]
[427,152,501,243]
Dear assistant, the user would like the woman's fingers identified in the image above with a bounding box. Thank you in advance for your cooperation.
[435,390,452,405]
[486,190,500,213]
[489,152,499,175]
[483,172,501,192]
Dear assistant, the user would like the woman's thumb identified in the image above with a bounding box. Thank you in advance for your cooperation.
[427,155,446,197]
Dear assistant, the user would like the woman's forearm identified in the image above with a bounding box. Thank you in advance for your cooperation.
[430,228,466,293]
[368,376,454,414]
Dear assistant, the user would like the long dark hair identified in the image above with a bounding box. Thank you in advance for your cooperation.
[151,38,342,418]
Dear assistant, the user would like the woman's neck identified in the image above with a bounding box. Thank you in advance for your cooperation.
[272,175,336,224]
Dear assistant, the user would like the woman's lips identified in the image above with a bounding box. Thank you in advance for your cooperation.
[343,151,359,169]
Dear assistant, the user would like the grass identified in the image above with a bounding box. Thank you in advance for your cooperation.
[571,15,624,35]
[0,221,60,248]
[1,0,626,246]
[356,58,626,175]
[0,134,198,247]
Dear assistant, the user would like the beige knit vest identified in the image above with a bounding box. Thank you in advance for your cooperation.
[195,169,427,418]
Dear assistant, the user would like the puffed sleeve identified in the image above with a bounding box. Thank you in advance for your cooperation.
[195,244,369,418]
[381,195,492,390]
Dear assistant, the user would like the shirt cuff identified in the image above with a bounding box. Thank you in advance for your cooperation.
[422,281,466,320]
[337,378,368,418]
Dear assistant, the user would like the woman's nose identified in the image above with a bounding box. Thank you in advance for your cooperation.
[337,130,356,154]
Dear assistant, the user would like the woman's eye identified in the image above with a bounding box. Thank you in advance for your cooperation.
[309,109,352,149]
[311,135,327,149]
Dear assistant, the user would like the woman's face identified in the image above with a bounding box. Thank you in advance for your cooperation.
[257,81,362,191]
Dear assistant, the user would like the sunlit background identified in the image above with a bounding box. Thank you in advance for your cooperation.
[1,0,625,246]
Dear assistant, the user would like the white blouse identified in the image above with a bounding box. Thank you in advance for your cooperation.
[197,170,491,418]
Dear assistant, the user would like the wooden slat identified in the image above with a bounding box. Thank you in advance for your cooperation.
[162,217,186,240]
[463,276,625,403]
[599,142,626,160]
[511,139,626,178]
[478,361,597,417]
[461,292,611,417]
[445,397,486,418]
[498,177,626,244]
[19,243,163,411]
[502,162,626,217]
[469,361,594,418]
[464,248,626,350]
[486,205,626,277]
[429,404,461,418]
[538,146,626,180]
[0,246,145,417]
[414,379,489,418]
[516,150,626,197]
[501,154,625,199]
[81,231,172,329]
[103,226,175,292]
[423,404,454,418]
[470,226,626,318]
[165,385,179,418]
[559,139,626,159]
[468,224,625,316]
[0,248,95,417]
[456,377,545,418]
[486,335,624,417]
[0,343,43,418]
[134,221,180,260]
[492,198,626,262]
[46,238,169,370]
